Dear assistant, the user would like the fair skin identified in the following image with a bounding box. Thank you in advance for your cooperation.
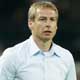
[28,8,58,52]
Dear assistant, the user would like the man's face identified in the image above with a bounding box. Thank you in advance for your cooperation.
[29,8,58,41]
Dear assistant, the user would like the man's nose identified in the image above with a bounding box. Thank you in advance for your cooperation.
[46,25,51,28]
[46,20,51,28]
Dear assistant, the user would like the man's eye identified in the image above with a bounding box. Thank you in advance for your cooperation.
[39,18,46,21]
[50,18,57,21]
[50,18,55,21]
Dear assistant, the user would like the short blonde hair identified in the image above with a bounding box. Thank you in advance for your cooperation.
[28,1,58,21]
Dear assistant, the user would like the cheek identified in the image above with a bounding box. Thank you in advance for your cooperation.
[55,26,58,30]
[52,23,57,29]
[52,26,57,32]
[36,23,44,31]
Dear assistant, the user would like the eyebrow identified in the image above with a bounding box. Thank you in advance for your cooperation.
[39,16,58,20]
[39,16,57,18]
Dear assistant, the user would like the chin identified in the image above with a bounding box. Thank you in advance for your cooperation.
[42,37,52,41]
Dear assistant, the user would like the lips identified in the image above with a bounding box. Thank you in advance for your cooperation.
[44,31,52,33]
[43,31,52,35]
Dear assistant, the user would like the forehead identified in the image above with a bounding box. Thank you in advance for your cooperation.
[36,8,57,17]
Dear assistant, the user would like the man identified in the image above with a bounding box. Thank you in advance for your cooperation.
[0,1,77,80]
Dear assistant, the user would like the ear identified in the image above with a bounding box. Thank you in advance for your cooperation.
[28,20,33,30]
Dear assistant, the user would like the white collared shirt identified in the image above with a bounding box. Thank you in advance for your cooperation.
[0,36,77,80]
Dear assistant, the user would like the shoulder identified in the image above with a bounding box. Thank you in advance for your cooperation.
[53,43,75,66]
[1,39,30,65]
[0,38,31,71]
[2,39,29,57]
[54,43,73,57]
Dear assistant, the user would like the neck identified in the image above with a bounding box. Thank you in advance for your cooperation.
[32,36,52,52]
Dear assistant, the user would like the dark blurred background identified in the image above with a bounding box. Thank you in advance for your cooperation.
[0,0,80,61]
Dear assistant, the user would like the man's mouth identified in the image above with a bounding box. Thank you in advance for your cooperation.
[43,31,52,35]
[44,31,52,33]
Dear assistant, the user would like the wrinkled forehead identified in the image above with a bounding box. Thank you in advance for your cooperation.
[36,5,57,12]
[36,8,58,18]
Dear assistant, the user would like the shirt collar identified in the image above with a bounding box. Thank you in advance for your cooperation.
[52,43,61,57]
[48,42,60,57]
[29,35,60,57]
[29,36,40,56]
